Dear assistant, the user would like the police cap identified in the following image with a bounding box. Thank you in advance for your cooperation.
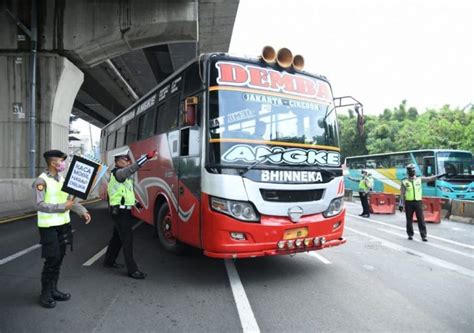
[43,150,67,160]
[406,163,416,170]
[113,148,130,160]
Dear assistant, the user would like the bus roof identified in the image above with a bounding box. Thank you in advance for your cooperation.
[345,149,473,160]
[101,52,332,133]
[101,56,202,132]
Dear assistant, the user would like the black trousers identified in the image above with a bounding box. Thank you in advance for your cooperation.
[104,209,139,274]
[39,225,70,287]
[359,192,370,215]
[405,200,427,238]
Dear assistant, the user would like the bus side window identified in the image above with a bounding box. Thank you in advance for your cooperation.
[116,126,126,147]
[180,127,200,157]
[138,109,157,140]
[156,95,179,134]
[183,62,203,96]
[126,120,138,144]
[106,131,116,150]
[423,156,436,186]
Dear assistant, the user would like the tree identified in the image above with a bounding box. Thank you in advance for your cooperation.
[337,102,474,157]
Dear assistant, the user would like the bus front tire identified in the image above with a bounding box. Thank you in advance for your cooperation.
[156,203,185,254]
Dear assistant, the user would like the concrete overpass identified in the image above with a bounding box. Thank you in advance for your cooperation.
[0,0,239,181]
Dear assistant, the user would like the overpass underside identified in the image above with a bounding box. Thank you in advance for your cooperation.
[0,0,239,181]
[0,0,239,179]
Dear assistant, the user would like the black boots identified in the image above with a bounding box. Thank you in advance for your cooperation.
[39,281,56,308]
[51,280,71,301]
[39,279,70,308]
[128,270,146,279]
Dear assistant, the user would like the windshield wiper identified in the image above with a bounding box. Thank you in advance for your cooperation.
[324,105,336,119]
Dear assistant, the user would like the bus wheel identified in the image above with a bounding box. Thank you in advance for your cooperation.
[156,203,184,254]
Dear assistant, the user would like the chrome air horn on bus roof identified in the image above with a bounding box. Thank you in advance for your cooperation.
[261,45,277,63]
[261,46,305,71]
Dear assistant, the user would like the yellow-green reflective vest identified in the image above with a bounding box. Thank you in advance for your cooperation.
[108,172,135,206]
[37,173,70,228]
[359,177,369,191]
[402,177,422,201]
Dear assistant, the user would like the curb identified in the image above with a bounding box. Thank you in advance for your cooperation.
[0,198,102,225]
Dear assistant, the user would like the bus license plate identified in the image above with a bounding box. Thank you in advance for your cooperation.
[283,227,308,240]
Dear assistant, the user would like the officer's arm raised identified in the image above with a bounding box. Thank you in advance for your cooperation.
[114,151,156,183]
[114,163,140,182]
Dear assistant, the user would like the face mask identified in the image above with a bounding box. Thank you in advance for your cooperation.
[55,161,67,172]
[407,169,416,177]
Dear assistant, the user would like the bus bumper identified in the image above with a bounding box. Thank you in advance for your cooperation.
[204,237,346,259]
[201,195,346,259]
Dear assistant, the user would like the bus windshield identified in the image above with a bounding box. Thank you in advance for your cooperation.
[208,89,339,164]
[436,151,474,176]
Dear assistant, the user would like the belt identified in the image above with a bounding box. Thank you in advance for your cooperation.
[118,205,132,209]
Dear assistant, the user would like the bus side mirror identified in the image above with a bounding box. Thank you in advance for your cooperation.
[184,96,198,126]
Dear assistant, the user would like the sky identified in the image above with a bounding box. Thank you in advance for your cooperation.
[79,0,473,150]
[229,0,473,115]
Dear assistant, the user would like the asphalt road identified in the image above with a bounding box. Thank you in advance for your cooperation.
[0,200,473,332]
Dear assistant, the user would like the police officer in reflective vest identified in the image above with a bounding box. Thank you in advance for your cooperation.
[347,170,373,217]
[103,149,156,279]
[399,164,444,241]
[33,150,91,308]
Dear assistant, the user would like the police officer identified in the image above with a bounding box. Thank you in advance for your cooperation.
[33,150,91,308]
[399,164,444,241]
[347,170,373,217]
[103,149,156,279]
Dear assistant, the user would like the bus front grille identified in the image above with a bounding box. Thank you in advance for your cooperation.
[260,189,324,202]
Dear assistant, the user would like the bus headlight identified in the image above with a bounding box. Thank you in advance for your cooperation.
[437,186,452,193]
[323,197,344,217]
[210,196,259,222]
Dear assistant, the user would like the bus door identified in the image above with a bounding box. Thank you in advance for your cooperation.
[177,96,202,248]
[422,156,436,196]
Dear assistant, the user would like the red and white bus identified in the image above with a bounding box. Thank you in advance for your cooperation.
[100,47,352,258]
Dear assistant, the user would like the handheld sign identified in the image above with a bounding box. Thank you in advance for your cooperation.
[62,155,100,200]
[82,154,109,193]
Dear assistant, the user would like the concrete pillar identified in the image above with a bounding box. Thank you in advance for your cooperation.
[39,55,84,159]
[0,53,83,179]
[0,54,30,179]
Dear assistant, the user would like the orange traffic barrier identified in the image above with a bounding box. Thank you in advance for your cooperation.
[368,192,396,214]
[414,197,442,223]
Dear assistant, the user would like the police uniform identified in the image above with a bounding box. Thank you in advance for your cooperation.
[348,171,373,217]
[400,164,440,241]
[103,149,154,279]
[33,150,88,308]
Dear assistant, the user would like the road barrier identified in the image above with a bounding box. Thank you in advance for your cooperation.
[414,197,442,223]
[368,192,396,214]
[449,199,474,224]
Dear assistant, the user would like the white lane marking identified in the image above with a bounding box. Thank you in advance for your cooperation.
[307,251,332,264]
[346,212,474,250]
[82,221,143,267]
[0,244,41,265]
[83,247,108,267]
[377,228,474,259]
[0,229,77,266]
[345,226,474,278]
[224,259,260,333]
